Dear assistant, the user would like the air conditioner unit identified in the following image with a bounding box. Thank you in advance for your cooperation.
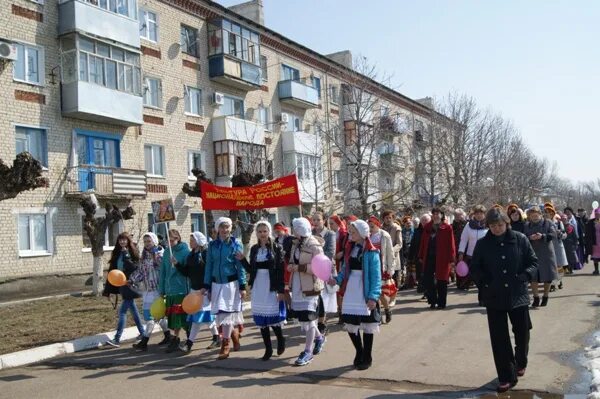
[211,92,224,106]
[0,41,17,61]
[280,113,290,124]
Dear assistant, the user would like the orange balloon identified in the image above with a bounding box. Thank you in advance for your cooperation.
[107,269,127,287]
[182,293,202,314]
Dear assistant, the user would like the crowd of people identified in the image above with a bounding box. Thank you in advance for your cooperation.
[100,203,600,393]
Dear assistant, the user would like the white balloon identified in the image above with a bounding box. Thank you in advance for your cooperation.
[593,201,599,210]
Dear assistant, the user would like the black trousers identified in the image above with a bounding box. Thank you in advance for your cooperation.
[486,305,532,383]
[423,263,448,307]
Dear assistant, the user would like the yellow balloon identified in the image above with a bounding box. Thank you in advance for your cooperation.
[150,297,166,320]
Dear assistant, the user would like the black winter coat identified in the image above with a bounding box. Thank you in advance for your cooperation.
[241,241,285,294]
[585,219,599,259]
[103,250,141,300]
[175,249,206,291]
[470,229,538,311]
[276,235,294,264]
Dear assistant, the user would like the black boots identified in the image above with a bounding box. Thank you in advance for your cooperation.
[532,296,540,308]
[132,336,149,351]
[385,309,392,324]
[179,339,193,354]
[356,333,373,370]
[158,331,171,346]
[272,326,285,356]
[166,336,180,353]
[541,296,549,307]
[348,332,363,367]
[318,322,328,336]
[260,328,273,361]
[206,334,220,350]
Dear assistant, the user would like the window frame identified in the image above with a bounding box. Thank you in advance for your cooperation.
[281,64,300,82]
[81,214,123,252]
[190,212,207,237]
[258,105,271,131]
[14,124,49,168]
[311,76,321,99]
[180,24,199,57]
[16,209,54,258]
[75,130,121,168]
[260,55,268,82]
[187,150,206,180]
[144,144,165,178]
[143,76,162,109]
[139,8,159,43]
[184,86,202,116]
[13,41,45,86]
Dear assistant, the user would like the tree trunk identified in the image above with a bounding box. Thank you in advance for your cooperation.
[92,256,104,296]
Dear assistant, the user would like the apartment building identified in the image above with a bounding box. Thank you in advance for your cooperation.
[0,0,432,280]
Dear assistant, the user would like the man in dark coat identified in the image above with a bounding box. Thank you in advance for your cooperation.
[470,208,538,393]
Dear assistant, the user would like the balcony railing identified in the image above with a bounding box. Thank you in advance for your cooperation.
[209,55,261,90]
[65,166,147,198]
[211,115,265,145]
[278,80,319,109]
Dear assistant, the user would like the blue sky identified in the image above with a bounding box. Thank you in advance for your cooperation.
[216,0,599,182]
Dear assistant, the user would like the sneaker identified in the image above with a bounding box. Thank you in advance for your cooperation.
[313,336,326,355]
[294,351,313,366]
[206,336,220,350]
[105,339,120,348]
[178,340,193,354]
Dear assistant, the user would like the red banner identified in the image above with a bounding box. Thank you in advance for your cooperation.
[200,174,301,210]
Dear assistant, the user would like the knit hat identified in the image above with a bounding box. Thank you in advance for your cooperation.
[544,203,556,216]
[368,215,382,228]
[215,217,233,229]
[255,220,272,236]
[143,232,159,246]
[191,231,207,247]
[292,217,312,238]
[351,220,370,239]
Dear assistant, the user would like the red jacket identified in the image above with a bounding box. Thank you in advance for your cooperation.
[418,221,456,282]
[334,229,348,272]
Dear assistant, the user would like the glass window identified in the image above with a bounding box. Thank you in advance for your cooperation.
[208,26,222,55]
[144,144,164,176]
[18,214,49,254]
[140,9,158,42]
[112,47,124,62]
[92,0,136,18]
[222,96,244,118]
[13,43,43,85]
[77,134,120,167]
[106,60,117,89]
[143,77,161,108]
[89,56,104,85]
[79,52,88,81]
[184,86,202,115]
[96,43,110,58]
[329,84,339,104]
[15,126,47,167]
[281,64,300,81]
[312,76,321,99]
[188,151,203,177]
[79,37,95,53]
[180,25,198,57]
[258,106,270,130]
[82,216,122,249]
[260,55,268,81]
[191,213,206,236]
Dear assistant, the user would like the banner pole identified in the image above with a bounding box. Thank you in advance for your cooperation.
[165,222,173,266]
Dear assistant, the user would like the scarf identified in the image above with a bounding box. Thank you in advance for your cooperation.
[469,219,486,230]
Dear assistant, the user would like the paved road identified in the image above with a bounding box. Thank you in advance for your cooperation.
[1,264,598,398]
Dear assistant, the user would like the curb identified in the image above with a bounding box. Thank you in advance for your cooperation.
[0,301,253,371]
[0,291,93,308]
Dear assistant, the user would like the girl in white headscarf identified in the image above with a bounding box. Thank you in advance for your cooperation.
[238,221,287,361]
[288,218,326,366]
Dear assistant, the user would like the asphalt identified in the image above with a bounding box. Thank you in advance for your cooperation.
[1,264,598,398]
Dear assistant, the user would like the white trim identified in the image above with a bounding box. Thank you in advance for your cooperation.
[12,41,45,86]
[143,76,162,109]
[184,86,202,116]
[144,144,165,177]
[16,208,56,258]
[81,246,115,253]
[139,8,159,43]
[187,149,206,180]
[13,123,50,168]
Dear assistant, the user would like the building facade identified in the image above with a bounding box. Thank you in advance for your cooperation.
[0,0,433,280]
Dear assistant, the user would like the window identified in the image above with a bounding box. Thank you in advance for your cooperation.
[329,84,340,105]
[208,20,260,65]
[76,133,120,167]
[296,153,322,181]
[188,150,205,178]
[144,144,165,177]
[184,86,202,116]
[139,9,158,42]
[214,140,266,177]
[148,213,169,241]
[282,112,302,132]
[311,76,321,99]
[68,35,141,96]
[258,105,270,130]
[143,77,162,108]
[15,126,47,167]
[222,96,244,118]
[82,216,122,250]
[18,213,51,256]
[87,0,137,18]
[180,25,198,57]
[13,43,44,85]
[191,213,206,236]
[281,64,300,81]
[260,55,268,81]
[381,104,390,117]
[333,170,344,190]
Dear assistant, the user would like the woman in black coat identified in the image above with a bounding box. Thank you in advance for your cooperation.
[408,214,431,294]
[470,209,538,393]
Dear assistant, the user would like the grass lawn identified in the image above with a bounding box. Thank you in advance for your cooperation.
[0,295,142,355]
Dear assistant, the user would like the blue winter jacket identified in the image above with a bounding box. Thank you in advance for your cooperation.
[335,248,382,302]
[204,236,247,290]
[159,241,191,296]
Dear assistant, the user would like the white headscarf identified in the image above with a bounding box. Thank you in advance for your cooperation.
[143,232,159,246]
[255,220,272,236]
[351,220,370,239]
[292,218,312,238]
[215,217,233,229]
[191,231,207,248]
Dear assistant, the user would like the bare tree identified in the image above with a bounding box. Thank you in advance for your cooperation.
[0,152,48,201]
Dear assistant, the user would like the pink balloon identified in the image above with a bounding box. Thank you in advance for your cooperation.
[456,261,469,277]
[311,254,332,281]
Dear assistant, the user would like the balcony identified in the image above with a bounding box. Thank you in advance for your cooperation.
[61,81,143,126]
[278,80,319,109]
[209,55,261,91]
[65,166,147,199]
[58,0,140,49]
[211,116,265,145]
[282,130,321,155]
